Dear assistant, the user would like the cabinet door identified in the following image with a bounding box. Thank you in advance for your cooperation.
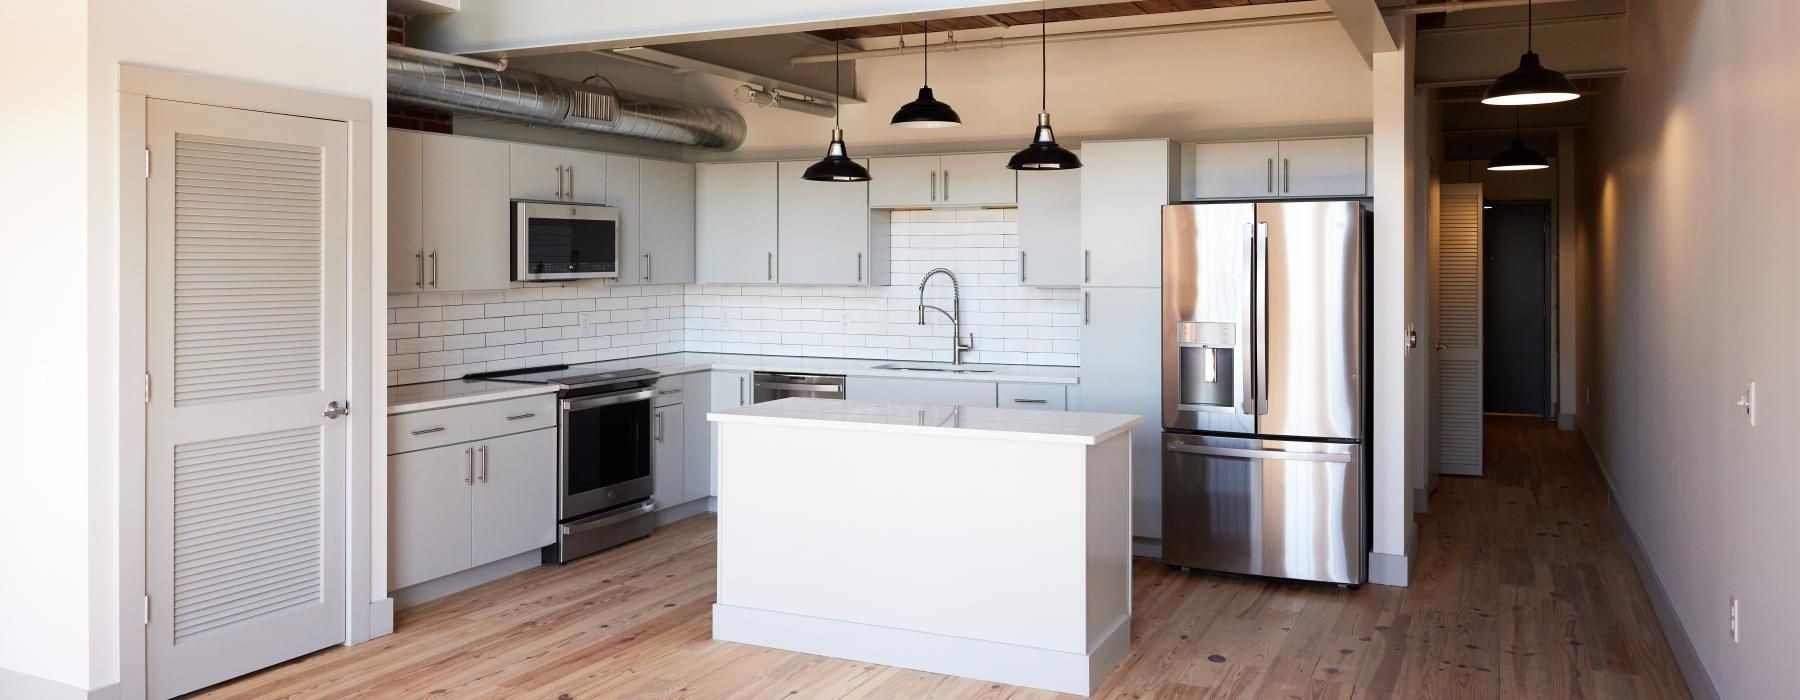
[389,443,473,589]
[681,372,713,504]
[422,135,511,292]
[607,155,643,284]
[999,383,1067,410]
[777,160,870,285]
[639,159,696,285]
[938,152,1016,206]
[564,149,609,203]
[707,370,752,498]
[868,155,939,207]
[1190,141,1279,200]
[508,143,568,200]
[1277,138,1367,197]
[845,377,998,407]
[470,428,557,566]
[652,403,685,510]
[1080,139,1173,287]
[1078,287,1165,538]
[1016,162,1082,287]
[696,162,779,284]
[387,129,425,293]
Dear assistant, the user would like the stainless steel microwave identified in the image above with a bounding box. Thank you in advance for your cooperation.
[511,200,620,281]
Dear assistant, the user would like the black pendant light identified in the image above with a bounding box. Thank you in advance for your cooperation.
[1007,7,1082,171]
[1488,109,1549,171]
[803,41,873,182]
[890,20,962,128]
[1482,0,1580,106]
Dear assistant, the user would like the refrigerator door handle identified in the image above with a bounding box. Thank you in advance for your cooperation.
[1240,222,1257,415]
[1254,221,1271,416]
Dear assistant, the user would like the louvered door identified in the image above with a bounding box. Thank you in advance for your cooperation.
[145,99,348,699]
[1433,184,1484,476]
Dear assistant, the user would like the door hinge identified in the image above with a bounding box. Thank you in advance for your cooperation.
[144,148,151,178]
[143,595,151,625]
[144,373,152,403]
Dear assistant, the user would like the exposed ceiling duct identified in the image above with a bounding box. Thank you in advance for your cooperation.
[387,49,747,151]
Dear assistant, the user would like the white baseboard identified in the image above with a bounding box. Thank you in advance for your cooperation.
[713,604,1129,696]
[367,597,396,638]
[0,667,112,700]
[653,497,713,527]
[393,550,542,609]
[1413,486,1431,513]
[1368,524,1415,587]
[1131,536,1162,559]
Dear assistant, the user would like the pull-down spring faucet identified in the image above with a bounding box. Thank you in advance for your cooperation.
[917,267,974,365]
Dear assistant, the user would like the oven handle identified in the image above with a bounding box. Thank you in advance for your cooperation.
[561,499,657,535]
[561,387,656,412]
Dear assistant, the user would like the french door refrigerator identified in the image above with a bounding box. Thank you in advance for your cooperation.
[1160,201,1369,585]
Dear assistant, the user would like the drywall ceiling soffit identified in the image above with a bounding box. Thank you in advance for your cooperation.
[608,35,862,105]
[1320,0,1396,67]
[1415,12,1625,86]
[805,0,1316,40]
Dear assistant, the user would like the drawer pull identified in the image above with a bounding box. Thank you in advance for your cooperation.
[1012,398,1049,404]
[505,413,537,421]
[660,388,682,395]
[410,426,446,436]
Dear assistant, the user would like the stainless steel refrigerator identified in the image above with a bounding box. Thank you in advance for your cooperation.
[1160,201,1368,585]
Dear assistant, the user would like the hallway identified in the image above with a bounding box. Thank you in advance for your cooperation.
[196,417,1690,699]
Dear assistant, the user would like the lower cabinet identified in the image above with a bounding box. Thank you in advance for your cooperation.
[652,402,685,510]
[706,370,752,498]
[389,425,556,590]
[845,376,999,407]
[681,372,715,504]
[998,382,1068,410]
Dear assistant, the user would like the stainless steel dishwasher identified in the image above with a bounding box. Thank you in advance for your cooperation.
[752,373,846,403]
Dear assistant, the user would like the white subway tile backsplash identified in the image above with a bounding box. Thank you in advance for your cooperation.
[386,211,1081,385]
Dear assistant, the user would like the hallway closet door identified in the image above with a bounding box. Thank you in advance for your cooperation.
[1433,184,1484,476]
[144,98,349,698]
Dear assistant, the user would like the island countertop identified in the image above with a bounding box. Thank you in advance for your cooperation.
[708,397,1141,446]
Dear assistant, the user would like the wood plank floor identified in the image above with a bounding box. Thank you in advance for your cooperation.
[196,416,1690,699]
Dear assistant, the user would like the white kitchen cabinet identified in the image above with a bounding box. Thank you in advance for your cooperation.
[1079,139,1175,288]
[707,370,752,498]
[421,134,512,292]
[776,160,883,286]
[509,143,606,202]
[999,382,1067,410]
[607,155,643,284]
[1274,137,1367,197]
[1189,141,1280,200]
[469,428,557,566]
[868,153,1016,207]
[681,372,713,505]
[697,162,779,284]
[652,403,685,510]
[938,152,1016,206]
[388,130,426,293]
[1016,157,1082,287]
[1078,286,1164,538]
[638,159,697,285]
[846,376,998,407]
[389,441,476,590]
[867,155,940,207]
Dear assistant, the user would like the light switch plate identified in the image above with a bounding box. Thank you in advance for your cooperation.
[1738,381,1757,427]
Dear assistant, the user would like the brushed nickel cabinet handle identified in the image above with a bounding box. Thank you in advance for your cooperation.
[1020,250,1027,283]
[478,445,489,483]
[1083,292,1092,325]
[856,252,863,283]
[410,426,446,436]
[1083,250,1091,283]
[414,251,423,288]
[943,170,950,201]
[1282,158,1291,193]
[1266,158,1274,193]
[555,165,565,199]
[505,413,536,421]
[739,376,747,405]
[1013,398,1049,404]
[930,171,937,202]
[767,252,774,281]
[428,251,439,288]
[567,165,575,199]
[464,447,474,484]
[655,411,665,442]
[644,253,653,282]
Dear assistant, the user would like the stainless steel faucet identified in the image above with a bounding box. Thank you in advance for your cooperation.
[917,267,974,365]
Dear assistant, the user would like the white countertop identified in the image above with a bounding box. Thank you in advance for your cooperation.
[387,352,1079,415]
[708,398,1140,446]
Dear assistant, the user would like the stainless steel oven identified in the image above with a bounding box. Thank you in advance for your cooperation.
[547,373,659,563]
[511,200,620,282]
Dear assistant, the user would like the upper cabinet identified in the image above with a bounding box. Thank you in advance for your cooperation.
[1186,137,1367,200]
[1079,139,1177,288]
[696,161,779,284]
[387,131,510,293]
[509,143,606,202]
[776,160,887,286]
[868,153,1016,208]
[638,159,697,285]
[1016,152,1082,288]
[607,155,643,283]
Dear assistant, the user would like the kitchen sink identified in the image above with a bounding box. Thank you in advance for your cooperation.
[872,363,996,374]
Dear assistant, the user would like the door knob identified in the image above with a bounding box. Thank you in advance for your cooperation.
[1434,344,1447,351]
[323,401,350,419]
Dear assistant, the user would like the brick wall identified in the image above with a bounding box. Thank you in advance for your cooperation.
[386,12,455,134]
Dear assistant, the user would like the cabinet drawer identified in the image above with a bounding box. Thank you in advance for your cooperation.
[389,394,557,454]
[654,381,686,407]
[999,383,1067,410]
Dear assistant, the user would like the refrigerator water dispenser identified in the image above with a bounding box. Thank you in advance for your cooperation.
[1176,321,1236,410]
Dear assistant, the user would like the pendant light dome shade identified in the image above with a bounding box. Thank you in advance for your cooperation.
[1482,52,1581,106]
[891,21,962,128]
[1007,8,1081,171]
[1487,138,1549,171]
[804,41,871,182]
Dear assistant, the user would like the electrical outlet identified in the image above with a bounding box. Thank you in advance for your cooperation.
[1737,382,1757,427]
[1730,598,1740,643]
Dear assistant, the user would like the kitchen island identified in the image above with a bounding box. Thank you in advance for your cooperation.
[707,398,1141,696]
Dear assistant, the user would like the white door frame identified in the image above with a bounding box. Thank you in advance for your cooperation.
[117,65,382,699]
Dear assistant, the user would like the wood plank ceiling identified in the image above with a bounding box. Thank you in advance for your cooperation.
[811,0,1314,41]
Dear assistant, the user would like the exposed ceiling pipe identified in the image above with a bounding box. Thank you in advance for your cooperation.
[788,0,1594,65]
[387,49,747,150]
[389,43,508,72]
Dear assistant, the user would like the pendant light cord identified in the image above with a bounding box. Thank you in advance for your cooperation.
[1526,0,1533,52]
[922,20,929,87]
[833,40,842,128]
[1040,6,1048,112]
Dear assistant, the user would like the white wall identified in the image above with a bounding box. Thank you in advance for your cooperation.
[0,2,96,693]
[1367,23,1420,585]
[1578,0,1799,696]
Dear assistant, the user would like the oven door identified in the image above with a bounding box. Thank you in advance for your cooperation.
[513,201,619,281]
[559,387,655,519]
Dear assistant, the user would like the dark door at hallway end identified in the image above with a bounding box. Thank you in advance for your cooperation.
[1482,201,1553,416]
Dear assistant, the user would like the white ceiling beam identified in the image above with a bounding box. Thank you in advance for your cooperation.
[1320,0,1397,68]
